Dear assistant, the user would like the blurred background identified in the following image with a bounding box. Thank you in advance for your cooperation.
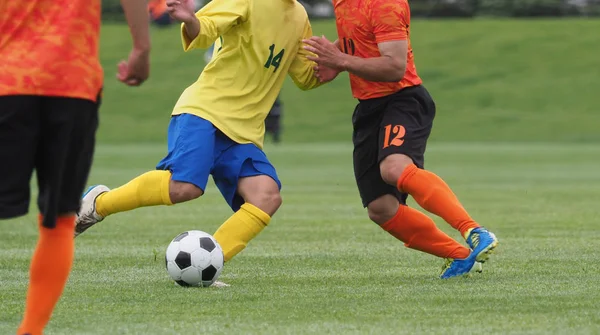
[98,0,599,146]
[2,4,599,333]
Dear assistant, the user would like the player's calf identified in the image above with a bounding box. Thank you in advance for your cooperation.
[212,175,281,262]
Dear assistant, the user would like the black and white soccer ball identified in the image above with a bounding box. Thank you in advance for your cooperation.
[165,230,224,287]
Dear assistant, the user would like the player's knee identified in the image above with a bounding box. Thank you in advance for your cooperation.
[169,181,203,204]
[367,206,395,225]
[261,191,283,216]
[247,190,282,217]
[380,154,413,186]
[367,196,399,225]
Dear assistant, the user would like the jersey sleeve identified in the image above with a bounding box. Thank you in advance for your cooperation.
[181,0,249,51]
[369,0,409,43]
[287,19,322,91]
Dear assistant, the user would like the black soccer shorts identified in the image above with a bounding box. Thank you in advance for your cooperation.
[352,85,436,207]
[0,95,99,228]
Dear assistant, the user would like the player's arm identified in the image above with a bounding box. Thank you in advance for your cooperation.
[303,38,406,82]
[118,0,152,86]
[288,20,324,91]
[166,0,249,51]
[341,41,407,82]
[304,0,408,82]
[121,0,151,52]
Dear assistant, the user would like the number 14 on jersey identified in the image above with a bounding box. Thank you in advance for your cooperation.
[264,44,285,72]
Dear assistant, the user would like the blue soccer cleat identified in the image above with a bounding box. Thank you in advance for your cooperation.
[440,227,498,279]
[440,256,478,279]
[465,227,499,263]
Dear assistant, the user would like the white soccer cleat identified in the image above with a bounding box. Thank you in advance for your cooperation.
[75,185,110,237]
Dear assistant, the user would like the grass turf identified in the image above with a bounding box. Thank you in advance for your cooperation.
[1,18,600,334]
[1,142,599,334]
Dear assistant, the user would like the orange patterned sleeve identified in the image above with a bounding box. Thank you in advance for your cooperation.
[369,0,409,43]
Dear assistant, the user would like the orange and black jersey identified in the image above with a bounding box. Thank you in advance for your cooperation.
[0,0,103,101]
[333,0,422,100]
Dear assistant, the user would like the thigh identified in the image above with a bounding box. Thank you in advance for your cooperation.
[212,134,281,211]
[36,96,99,227]
[378,86,435,169]
[352,102,405,208]
[156,114,216,192]
[0,96,41,219]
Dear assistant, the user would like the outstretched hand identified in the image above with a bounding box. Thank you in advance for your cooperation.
[303,35,346,71]
[166,0,196,23]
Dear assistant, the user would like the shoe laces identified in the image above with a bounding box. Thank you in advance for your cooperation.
[470,232,481,248]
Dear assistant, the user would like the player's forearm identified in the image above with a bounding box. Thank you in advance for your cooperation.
[120,0,151,51]
[183,16,201,42]
[341,54,405,82]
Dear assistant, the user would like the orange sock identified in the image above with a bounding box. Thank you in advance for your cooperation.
[382,205,469,259]
[17,215,76,335]
[397,164,479,237]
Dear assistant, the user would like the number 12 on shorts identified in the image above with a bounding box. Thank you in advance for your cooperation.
[383,125,406,148]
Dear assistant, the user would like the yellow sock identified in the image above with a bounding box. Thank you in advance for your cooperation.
[96,170,173,217]
[213,203,271,262]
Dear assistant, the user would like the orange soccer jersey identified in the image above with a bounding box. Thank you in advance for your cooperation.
[0,0,103,102]
[149,0,169,20]
[333,0,422,100]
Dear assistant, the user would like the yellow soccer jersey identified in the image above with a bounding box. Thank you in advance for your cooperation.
[172,0,321,148]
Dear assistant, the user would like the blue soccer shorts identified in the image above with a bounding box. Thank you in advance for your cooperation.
[156,113,281,211]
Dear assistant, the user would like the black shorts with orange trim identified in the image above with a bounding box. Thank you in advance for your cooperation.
[0,95,99,228]
[352,85,436,207]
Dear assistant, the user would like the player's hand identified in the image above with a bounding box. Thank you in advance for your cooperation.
[314,64,340,83]
[166,0,196,23]
[303,36,346,71]
[117,47,150,86]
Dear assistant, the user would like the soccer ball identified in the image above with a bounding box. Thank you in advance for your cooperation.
[165,230,224,287]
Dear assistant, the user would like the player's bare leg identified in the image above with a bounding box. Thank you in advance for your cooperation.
[213,175,281,262]
[379,153,498,277]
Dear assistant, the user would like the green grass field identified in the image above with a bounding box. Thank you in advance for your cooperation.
[1,143,600,334]
[1,18,600,334]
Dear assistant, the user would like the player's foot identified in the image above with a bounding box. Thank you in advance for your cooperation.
[465,227,499,263]
[211,281,230,288]
[75,185,109,237]
[440,255,478,279]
